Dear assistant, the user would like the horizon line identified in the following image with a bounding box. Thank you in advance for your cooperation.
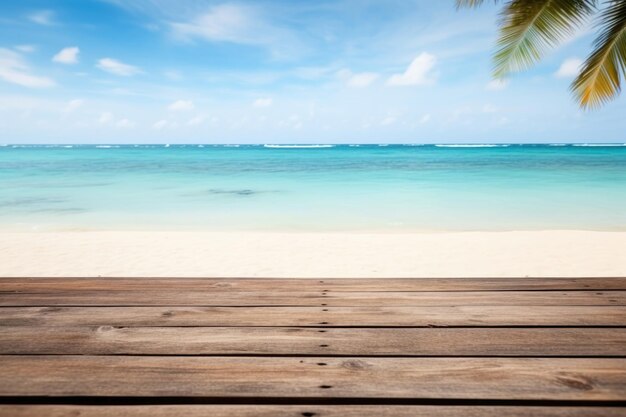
[2,143,626,147]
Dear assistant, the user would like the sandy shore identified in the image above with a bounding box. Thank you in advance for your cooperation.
[0,230,624,277]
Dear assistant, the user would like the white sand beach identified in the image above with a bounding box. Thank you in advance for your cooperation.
[0,230,624,278]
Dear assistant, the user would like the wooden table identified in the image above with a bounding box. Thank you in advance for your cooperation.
[1,278,625,416]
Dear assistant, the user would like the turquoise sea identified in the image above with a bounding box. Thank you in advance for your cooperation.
[1,144,625,232]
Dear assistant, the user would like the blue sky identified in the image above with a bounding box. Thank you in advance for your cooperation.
[0,0,624,144]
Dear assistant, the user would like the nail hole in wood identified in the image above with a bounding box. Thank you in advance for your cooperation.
[319,385,332,389]
[302,413,316,417]
[319,344,329,347]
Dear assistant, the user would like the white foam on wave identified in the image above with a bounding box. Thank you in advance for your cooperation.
[95,145,119,148]
[573,143,626,147]
[435,144,509,148]
[8,145,82,148]
[548,144,568,146]
[263,144,334,148]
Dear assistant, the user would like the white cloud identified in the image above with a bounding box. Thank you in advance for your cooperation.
[169,4,300,58]
[63,99,84,113]
[168,100,194,111]
[187,116,205,126]
[171,4,256,43]
[337,70,379,88]
[28,10,55,25]
[253,97,272,107]
[96,58,142,76]
[482,104,498,113]
[555,58,583,78]
[0,48,55,88]
[115,118,135,128]
[15,45,36,53]
[53,47,79,64]
[96,112,133,128]
[153,119,168,130]
[387,53,436,86]
[98,112,113,124]
[486,79,508,91]
[419,114,431,124]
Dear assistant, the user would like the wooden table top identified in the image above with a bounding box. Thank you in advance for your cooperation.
[1,277,625,416]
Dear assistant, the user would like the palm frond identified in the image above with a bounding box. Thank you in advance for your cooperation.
[494,0,596,78]
[456,0,498,8]
[573,0,626,108]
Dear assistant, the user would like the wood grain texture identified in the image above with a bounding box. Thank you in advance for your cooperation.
[2,278,626,292]
[1,356,625,400]
[2,405,625,417]
[2,290,625,306]
[3,277,626,414]
[1,326,625,356]
[1,306,624,327]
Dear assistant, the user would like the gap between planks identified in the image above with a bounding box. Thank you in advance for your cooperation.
[0,405,625,417]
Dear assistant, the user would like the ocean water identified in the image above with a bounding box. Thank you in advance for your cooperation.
[1,144,625,232]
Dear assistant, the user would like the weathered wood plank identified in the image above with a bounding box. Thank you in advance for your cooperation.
[1,306,624,327]
[2,290,625,306]
[1,327,624,356]
[1,405,624,417]
[2,278,625,292]
[1,356,625,400]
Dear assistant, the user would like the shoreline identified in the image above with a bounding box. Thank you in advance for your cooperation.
[1,230,624,278]
[3,226,626,234]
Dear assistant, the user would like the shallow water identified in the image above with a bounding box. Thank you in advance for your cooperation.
[1,144,625,231]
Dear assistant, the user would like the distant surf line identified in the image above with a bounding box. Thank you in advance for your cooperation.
[263,144,335,148]
[2,143,626,149]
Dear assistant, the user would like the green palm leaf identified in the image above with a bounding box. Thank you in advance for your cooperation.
[494,0,596,78]
[573,0,626,108]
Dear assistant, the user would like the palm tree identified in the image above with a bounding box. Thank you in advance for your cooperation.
[457,0,626,109]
